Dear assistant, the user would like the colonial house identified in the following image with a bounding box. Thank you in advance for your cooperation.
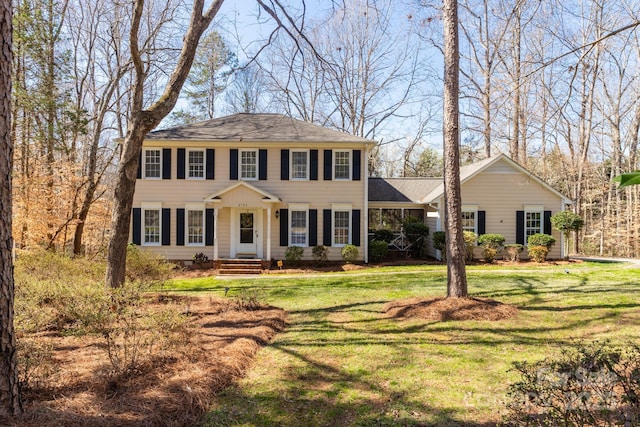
[131,113,570,264]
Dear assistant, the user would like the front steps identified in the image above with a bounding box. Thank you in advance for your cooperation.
[218,259,263,275]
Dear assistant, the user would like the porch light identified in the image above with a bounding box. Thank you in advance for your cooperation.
[275,210,280,219]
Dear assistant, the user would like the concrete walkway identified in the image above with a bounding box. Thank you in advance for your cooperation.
[570,255,640,267]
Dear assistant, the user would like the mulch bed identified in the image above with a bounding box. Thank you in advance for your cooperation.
[11,296,286,427]
[383,296,518,321]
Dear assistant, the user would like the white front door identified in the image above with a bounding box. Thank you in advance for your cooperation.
[232,208,263,258]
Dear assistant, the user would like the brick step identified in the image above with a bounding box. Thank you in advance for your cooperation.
[219,268,262,275]
[218,259,263,275]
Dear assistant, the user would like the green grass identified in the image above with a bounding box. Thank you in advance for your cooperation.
[167,262,640,426]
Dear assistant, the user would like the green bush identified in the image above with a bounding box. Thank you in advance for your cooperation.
[504,244,524,262]
[192,252,209,265]
[341,244,359,263]
[312,245,328,266]
[126,243,174,288]
[373,229,395,243]
[369,240,389,263]
[528,245,549,262]
[481,247,498,263]
[504,341,640,426]
[477,233,505,249]
[527,233,556,249]
[285,246,304,265]
[432,231,446,261]
[463,231,478,262]
[403,217,429,259]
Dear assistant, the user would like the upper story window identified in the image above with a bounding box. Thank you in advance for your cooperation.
[144,149,161,179]
[525,208,543,243]
[188,150,204,179]
[461,207,477,233]
[333,150,351,180]
[291,150,309,180]
[240,149,258,180]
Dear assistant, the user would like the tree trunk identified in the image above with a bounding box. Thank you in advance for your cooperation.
[443,0,468,298]
[0,0,23,415]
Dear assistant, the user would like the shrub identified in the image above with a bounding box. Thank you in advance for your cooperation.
[477,233,505,249]
[312,245,328,266]
[432,231,446,261]
[463,231,478,262]
[403,217,429,259]
[527,233,556,249]
[373,229,395,243]
[341,244,359,263]
[504,244,524,262]
[528,245,549,262]
[126,243,174,288]
[369,240,389,263]
[285,246,304,266]
[481,247,498,263]
[192,252,209,265]
[504,341,640,426]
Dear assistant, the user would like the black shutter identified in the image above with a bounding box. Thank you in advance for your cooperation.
[162,148,171,180]
[230,149,238,180]
[177,149,185,179]
[281,149,289,180]
[309,209,318,246]
[352,209,361,246]
[176,209,185,246]
[279,209,289,246]
[310,150,318,180]
[259,149,267,180]
[544,211,552,235]
[323,209,332,246]
[516,211,525,245]
[162,208,170,246]
[323,150,332,180]
[205,209,214,246]
[132,208,141,245]
[477,211,486,235]
[206,149,215,180]
[137,152,142,179]
[352,150,361,181]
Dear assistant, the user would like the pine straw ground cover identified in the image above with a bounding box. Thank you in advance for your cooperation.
[12,295,285,427]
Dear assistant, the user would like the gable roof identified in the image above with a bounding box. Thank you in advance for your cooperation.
[203,181,280,203]
[147,113,373,144]
[419,154,571,204]
[368,177,441,203]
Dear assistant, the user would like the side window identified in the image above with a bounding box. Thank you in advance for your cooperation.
[240,149,258,180]
[188,150,205,179]
[144,149,161,179]
[525,210,543,243]
[461,208,477,233]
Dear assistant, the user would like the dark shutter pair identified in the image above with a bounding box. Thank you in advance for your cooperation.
[136,148,172,179]
[280,149,319,180]
[279,209,318,247]
[321,209,361,247]
[323,150,362,181]
[176,148,215,180]
[516,210,552,245]
[176,208,215,246]
[131,207,170,246]
[230,149,267,180]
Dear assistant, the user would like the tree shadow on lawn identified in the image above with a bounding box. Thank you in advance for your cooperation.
[203,343,499,427]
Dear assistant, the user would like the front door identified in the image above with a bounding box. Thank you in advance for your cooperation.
[236,210,259,256]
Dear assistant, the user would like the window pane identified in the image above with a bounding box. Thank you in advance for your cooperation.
[187,210,204,244]
[240,212,254,243]
[462,211,476,232]
[334,210,350,245]
[290,210,307,246]
[144,209,160,244]
[291,151,308,179]
[188,151,204,178]
[525,211,542,242]
[334,151,350,179]
[241,151,257,179]
[144,150,161,178]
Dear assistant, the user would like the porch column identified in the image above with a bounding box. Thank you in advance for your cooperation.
[213,208,219,260]
[266,207,272,261]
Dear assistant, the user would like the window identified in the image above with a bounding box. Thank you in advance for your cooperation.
[188,150,204,179]
[240,150,257,180]
[461,207,477,233]
[144,149,161,179]
[187,209,204,245]
[289,205,309,246]
[333,150,351,180]
[143,208,161,245]
[291,150,309,180]
[333,208,351,246]
[525,209,543,243]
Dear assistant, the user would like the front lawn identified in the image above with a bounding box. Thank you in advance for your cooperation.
[169,261,640,426]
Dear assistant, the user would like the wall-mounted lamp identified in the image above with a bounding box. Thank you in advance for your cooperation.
[275,210,280,219]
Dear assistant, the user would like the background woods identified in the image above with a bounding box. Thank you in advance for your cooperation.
[9,0,640,258]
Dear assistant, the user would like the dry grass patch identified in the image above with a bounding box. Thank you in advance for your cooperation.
[12,295,285,427]
[383,296,518,321]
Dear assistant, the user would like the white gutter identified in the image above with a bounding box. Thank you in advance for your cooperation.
[363,144,369,264]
